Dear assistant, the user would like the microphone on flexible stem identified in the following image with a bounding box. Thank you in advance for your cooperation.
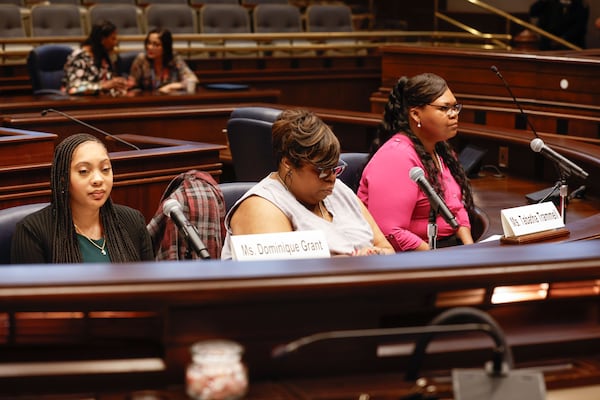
[162,199,211,260]
[272,322,495,359]
[41,108,141,151]
[530,138,589,180]
[490,65,540,138]
[409,166,459,229]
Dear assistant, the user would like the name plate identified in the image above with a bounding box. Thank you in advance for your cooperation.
[501,202,564,238]
[230,230,330,261]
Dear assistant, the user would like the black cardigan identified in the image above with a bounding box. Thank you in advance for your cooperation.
[10,204,154,264]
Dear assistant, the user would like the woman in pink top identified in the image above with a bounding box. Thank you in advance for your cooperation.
[357,73,475,251]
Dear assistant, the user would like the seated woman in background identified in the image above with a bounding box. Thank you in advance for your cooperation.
[11,134,154,264]
[62,20,129,96]
[221,109,394,259]
[358,73,475,251]
[128,28,199,94]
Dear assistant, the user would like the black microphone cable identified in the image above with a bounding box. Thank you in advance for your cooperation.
[41,108,141,151]
[490,65,540,138]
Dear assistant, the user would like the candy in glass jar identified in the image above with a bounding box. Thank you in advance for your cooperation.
[186,339,248,400]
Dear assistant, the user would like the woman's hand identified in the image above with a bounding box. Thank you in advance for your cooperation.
[351,246,394,256]
[158,82,183,94]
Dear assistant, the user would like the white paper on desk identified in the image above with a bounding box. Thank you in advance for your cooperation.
[500,202,564,237]
[231,230,330,261]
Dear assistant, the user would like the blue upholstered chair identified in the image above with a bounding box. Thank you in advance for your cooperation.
[0,203,48,265]
[219,181,257,212]
[226,107,281,181]
[26,44,73,96]
[338,152,368,193]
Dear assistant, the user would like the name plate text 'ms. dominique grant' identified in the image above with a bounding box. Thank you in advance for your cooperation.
[230,230,330,261]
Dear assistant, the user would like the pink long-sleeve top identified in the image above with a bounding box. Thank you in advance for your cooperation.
[357,134,470,251]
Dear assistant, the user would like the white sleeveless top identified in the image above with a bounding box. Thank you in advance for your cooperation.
[221,175,375,259]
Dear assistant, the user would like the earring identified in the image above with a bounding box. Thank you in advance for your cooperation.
[417,121,422,128]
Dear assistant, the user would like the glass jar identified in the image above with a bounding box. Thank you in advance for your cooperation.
[186,339,248,400]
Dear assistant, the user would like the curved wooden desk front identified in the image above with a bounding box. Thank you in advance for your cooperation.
[0,237,599,397]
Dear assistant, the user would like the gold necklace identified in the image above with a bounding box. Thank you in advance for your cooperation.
[275,172,289,191]
[318,201,328,219]
[74,224,107,255]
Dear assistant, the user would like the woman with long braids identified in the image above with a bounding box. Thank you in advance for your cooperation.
[357,73,475,251]
[61,20,129,96]
[11,134,153,263]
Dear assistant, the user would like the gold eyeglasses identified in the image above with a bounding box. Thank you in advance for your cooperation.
[427,103,463,117]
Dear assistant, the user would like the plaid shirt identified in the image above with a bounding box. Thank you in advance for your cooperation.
[147,170,225,261]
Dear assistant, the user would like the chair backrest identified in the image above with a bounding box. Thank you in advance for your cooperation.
[87,0,136,4]
[305,4,353,32]
[147,170,226,261]
[226,106,281,181]
[89,4,142,36]
[243,0,288,4]
[145,4,196,34]
[30,4,84,37]
[253,3,302,33]
[27,44,73,94]
[470,206,490,243]
[338,152,368,193]
[199,4,250,34]
[0,202,48,265]
[141,0,188,4]
[0,4,26,37]
[48,0,81,4]
[218,181,256,212]
[116,50,140,76]
[190,0,239,4]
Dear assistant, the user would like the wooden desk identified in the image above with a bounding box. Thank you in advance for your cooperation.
[0,87,281,114]
[0,239,599,397]
[0,132,225,221]
[370,46,600,141]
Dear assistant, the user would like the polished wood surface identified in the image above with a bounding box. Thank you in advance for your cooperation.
[0,87,281,114]
[0,132,225,220]
[0,53,380,111]
[371,46,600,141]
[0,238,599,397]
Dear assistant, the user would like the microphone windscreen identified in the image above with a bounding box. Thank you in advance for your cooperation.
[490,65,498,73]
[162,198,181,217]
[41,109,48,116]
[409,166,424,182]
[530,138,544,153]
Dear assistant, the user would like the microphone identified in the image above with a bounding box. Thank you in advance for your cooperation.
[530,138,589,180]
[409,166,459,229]
[162,199,211,260]
[490,65,539,138]
[272,322,494,359]
[41,108,141,151]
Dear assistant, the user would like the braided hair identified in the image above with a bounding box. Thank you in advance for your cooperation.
[82,20,117,71]
[50,133,142,263]
[371,73,474,215]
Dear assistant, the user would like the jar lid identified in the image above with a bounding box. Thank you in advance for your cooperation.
[190,339,244,363]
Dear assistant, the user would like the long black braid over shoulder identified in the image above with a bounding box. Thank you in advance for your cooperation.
[370,73,474,214]
[82,20,116,71]
[51,133,141,263]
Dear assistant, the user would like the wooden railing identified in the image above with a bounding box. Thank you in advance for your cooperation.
[0,30,514,65]
[434,0,581,50]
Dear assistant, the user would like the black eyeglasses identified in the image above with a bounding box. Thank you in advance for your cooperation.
[314,159,347,180]
[427,103,463,116]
